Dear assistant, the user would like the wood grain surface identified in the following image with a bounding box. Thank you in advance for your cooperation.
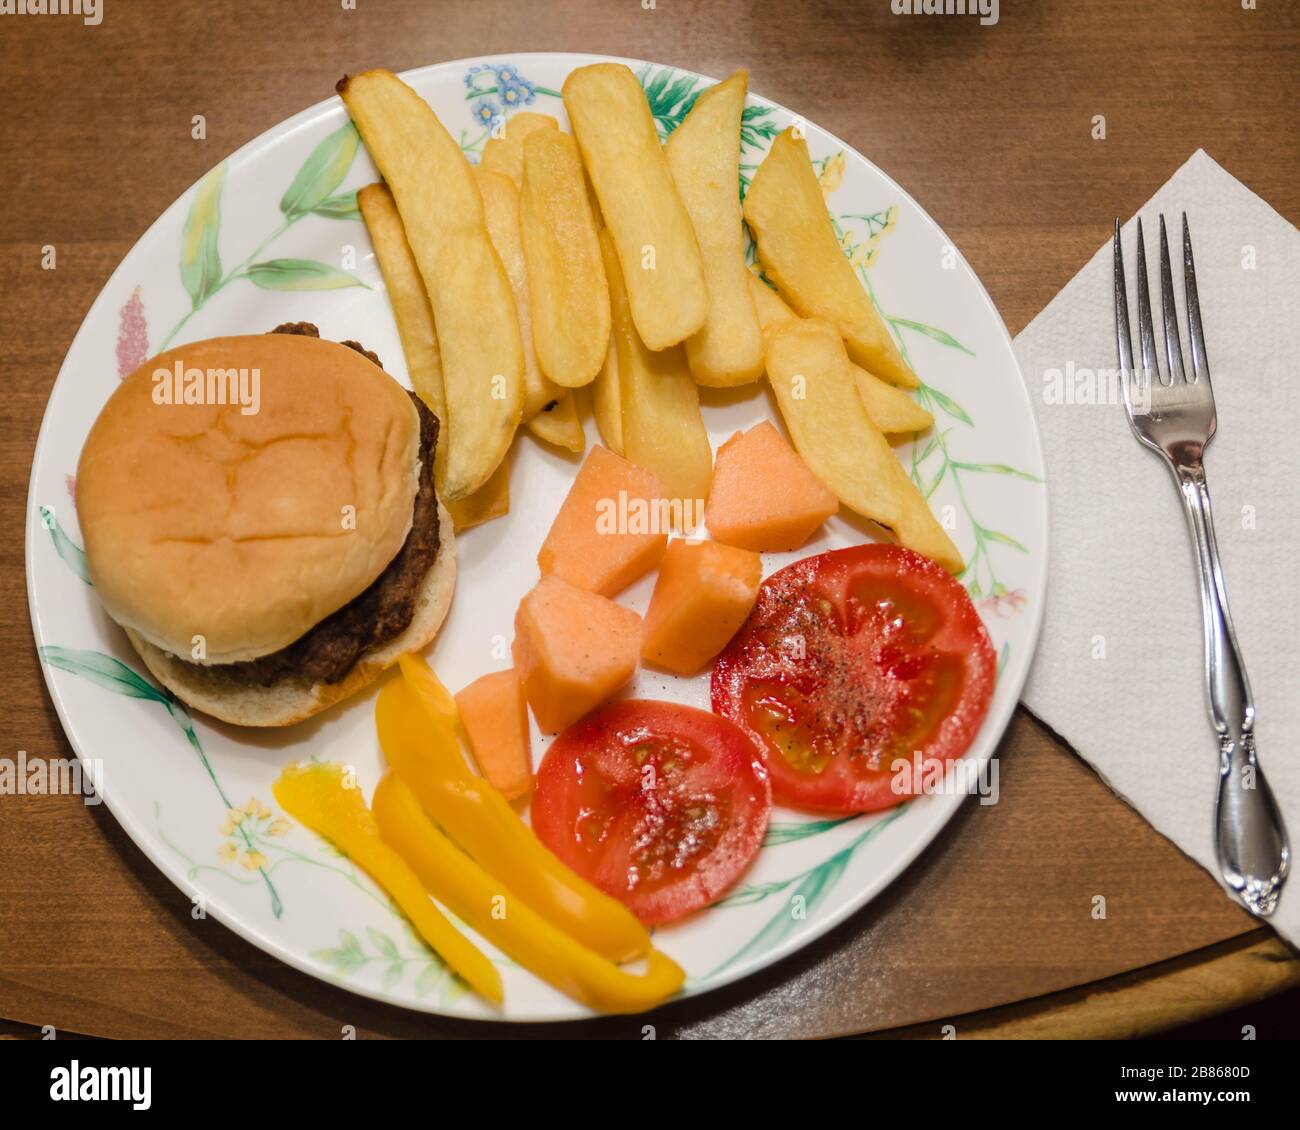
[2,0,1297,1039]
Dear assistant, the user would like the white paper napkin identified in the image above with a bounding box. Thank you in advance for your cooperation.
[1014,150,1300,942]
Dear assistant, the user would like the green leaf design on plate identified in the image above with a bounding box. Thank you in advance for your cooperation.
[711,847,856,980]
[763,817,855,847]
[979,527,1029,553]
[713,877,801,909]
[738,161,759,203]
[279,122,360,219]
[924,385,974,426]
[637,65,702,138]
[241,259,366,291]
[308,920,466,1000]
[949,461,1043,483]
[706,810,904,981]
[314,929,366,971]
[39,646,168,703]
[739,104,780,152]
[890,317,975,356]
[367,928,400,960]
[41,646,285,918]
[162,128,362,348]
[923,461,947,499]
[311,190,361,221]
[414,961,445,998]
[637,67,779,149]
[39,506,91,584]
[179,163,226,308]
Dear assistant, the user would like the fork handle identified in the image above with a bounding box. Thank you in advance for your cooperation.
[1172,460,1289,916]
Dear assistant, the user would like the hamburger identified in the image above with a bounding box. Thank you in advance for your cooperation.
[76,323,455,727]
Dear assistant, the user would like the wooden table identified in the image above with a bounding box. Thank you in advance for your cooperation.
[3,0,1297,1039]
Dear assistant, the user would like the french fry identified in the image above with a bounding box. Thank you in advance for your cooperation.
[519,129,610,388]
[748,275,933,434]
[664,70,763,387]
[447,454,510,532]
[479,111,559,186]
[526,394,586,452]
[563,63,707,351]
[357,183,448,487]
[340,69,522,500]
[763,317,961,572]
[853,361,933,433]
[591,336,622,455]
[600,228,712,505]
[360,182,514,528]
[744,128,917,388]
[472,166,582,451]
[477,113,599,440]
[479,110,604,224]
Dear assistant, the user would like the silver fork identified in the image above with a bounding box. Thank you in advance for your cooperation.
[1113,213,1288,917]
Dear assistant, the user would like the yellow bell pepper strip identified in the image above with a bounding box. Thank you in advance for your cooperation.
[377,676,651,963]
[272,761,503,1006]
[398,653,460,734]
[374,772,686,1014]
[377,668,474,782]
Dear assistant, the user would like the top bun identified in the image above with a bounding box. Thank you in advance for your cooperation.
[77,334,421,664]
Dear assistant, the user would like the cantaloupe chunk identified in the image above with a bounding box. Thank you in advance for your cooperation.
[704,420,838,551]
[512,575,641,733]
[641,539,762,675]
[455,669,533,801]
[537,445,669,596]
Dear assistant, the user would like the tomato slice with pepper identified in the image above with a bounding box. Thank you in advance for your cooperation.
[711,545,996,814]
[531,701,771,926]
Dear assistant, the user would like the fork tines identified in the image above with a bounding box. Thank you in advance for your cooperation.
[1113,212,1211,389]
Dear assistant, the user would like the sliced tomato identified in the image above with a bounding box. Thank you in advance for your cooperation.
[711,545,996,814]
[531,701,771,926]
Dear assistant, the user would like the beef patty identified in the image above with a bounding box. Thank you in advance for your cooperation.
[186,323,443,686]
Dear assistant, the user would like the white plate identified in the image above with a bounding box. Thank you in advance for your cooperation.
[26,53,1047,1022]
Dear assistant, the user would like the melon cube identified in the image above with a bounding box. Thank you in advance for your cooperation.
[537,445,668,596]
[512,575,641,733]
[455,669,533,801]
[641,539,763,675]
[704,421,838,551]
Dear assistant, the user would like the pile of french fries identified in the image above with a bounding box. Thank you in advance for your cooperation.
[341,63,961,572]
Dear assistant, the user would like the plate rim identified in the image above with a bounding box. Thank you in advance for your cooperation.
[25,50,1050,1024]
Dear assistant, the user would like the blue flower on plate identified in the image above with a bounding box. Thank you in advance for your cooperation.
[494,64,520,86]
[499,77,536,109]
[471,98,500,128]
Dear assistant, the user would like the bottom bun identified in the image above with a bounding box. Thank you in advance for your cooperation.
[128,502,457,727]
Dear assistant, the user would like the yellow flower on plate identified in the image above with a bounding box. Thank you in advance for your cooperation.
[267,818,291,837]
[240,850,268,871]
[852,245,878,271]
[819,152,846,196]
[246,797,271,821]
[223,806,246,830]
[218,841,237,863]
